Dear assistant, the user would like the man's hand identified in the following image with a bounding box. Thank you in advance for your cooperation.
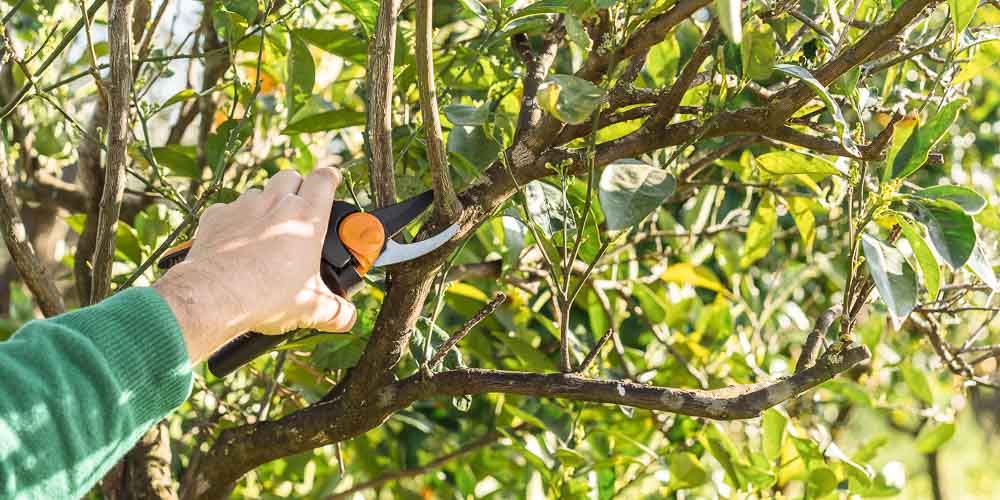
[153,168,357,363]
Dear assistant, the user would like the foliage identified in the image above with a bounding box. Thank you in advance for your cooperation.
[1,0,1000,498]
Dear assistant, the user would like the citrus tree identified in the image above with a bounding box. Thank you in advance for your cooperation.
[2,0,1000,497]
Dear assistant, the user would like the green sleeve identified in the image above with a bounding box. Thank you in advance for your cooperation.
[0,287,193,500]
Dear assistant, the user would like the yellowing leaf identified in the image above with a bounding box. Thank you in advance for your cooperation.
[660,263,731,297]
[740,194,777,268]
[447,282,490,302]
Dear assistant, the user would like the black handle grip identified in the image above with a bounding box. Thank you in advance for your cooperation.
[207,332,291,377]
[204,263,365,378]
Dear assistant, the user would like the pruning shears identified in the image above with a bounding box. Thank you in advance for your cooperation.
[157,190,459,378]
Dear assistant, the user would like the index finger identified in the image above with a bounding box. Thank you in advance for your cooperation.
[297,167,342,220]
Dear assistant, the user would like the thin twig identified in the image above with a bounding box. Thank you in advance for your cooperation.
[428,293,507,371]
[575,328,616,373]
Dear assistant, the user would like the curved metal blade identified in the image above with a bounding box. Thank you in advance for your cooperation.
[372,224,459,267]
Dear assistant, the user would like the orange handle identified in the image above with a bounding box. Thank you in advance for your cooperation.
[337,212,385,276]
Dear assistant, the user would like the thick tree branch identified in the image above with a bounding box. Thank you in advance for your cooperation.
[0,142,65,316]
[415,0,460,221]
[512,32,559,146]
[417,343,867,419]
[769,0,941,122]
[650,21,718,126]
[89,0,134,302]
[365,0,401,208]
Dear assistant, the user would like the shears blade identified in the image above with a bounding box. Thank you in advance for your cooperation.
[372,223,459,267]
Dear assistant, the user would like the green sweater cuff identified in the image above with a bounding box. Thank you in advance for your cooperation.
[50,287,194,424]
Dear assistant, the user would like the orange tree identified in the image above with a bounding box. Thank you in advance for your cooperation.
[2,0,1000,497]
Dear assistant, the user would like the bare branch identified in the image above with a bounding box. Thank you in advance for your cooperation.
[428,293,506,371]
[574,328,616,374]
[365,0,402,208]
[415,0,461,221]
[328,427,517,499]
[795,305,843,373]
[90,0,134,302]
[650,21,718,127]
[421,343,870,420]
[512,31,559,147]
[0,142,65,316]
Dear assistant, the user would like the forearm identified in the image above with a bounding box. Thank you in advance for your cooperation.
[0,288,193,499]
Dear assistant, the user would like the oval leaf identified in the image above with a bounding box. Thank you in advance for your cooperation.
[898,217,941,299]
[862,234,917,329]
[598,160,676,231]
[912,199,977,269]
[912,185,986,215]
[536,74,606,124]
[892,99,965,179]
[915,422,955,453]
[757,151,844,178]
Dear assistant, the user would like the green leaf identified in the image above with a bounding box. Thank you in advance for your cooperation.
[458,0,490,21]
[152,145,200,178]
[448,125,500,169]
[912,185,986,215]
[524,181,576,237]
[598,160,676,231]
[915,422,955,453]
[223,0,257,21]
[536,74,606,124]
[114,222,143,264]
[762,409,788,461]
[775,64,860,156]
[901,360,934,405]
[716,0,742,43]
[757,151,844,178]
[334,0,378,36]
[669,452,708,489]
[742,20,776,81]
[646,37,680,86]
[283,109,365,134]
[554,448,587,467]
[861,234,917,328]
[898,217,940,299]
[444,104,490,126]
[159,89,199,110]
[293,28,367,64]
[286,34,315,123]
[565,14,592,51]
[740,194,777,268]
[495,332,557,371]
[912,199,977,269]
[704,424,744,488]
[807,467,838,498]
[784,196,816,252]
[968,242,999,292]
[949,0,977,41]
[892,99,966,179]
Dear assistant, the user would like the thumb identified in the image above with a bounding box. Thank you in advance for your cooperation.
[309,288,358,333]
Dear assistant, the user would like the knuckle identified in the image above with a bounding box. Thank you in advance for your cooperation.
[310,167,340,185]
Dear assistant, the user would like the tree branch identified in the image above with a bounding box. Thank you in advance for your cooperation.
[89,0,134,302]
[650,21,718,126]
[415,0,460,221]
[418,343,869,420]
[795,305,843,373]
[365,0,401,208]
[0,142,65,316]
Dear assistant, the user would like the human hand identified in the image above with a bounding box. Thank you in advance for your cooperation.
[153,168,357,363]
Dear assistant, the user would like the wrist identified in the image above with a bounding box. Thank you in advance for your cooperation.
[153,262,248,363]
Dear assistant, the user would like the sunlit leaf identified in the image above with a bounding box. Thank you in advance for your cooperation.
[757,151,844,178]
[862,234,917,328]
[892,99,966,179]
[536,74,606,124]
[598,160,675,231]
[901,360,933,405]
[660,263,731,296]
[716,0,742,43]
[740,194,777,268]
[898,217,941,299]
[911,199,977,269]
[915,422,955,453]
[742,20,776,81]
[911,185,986,215]
[775,64,860,156]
